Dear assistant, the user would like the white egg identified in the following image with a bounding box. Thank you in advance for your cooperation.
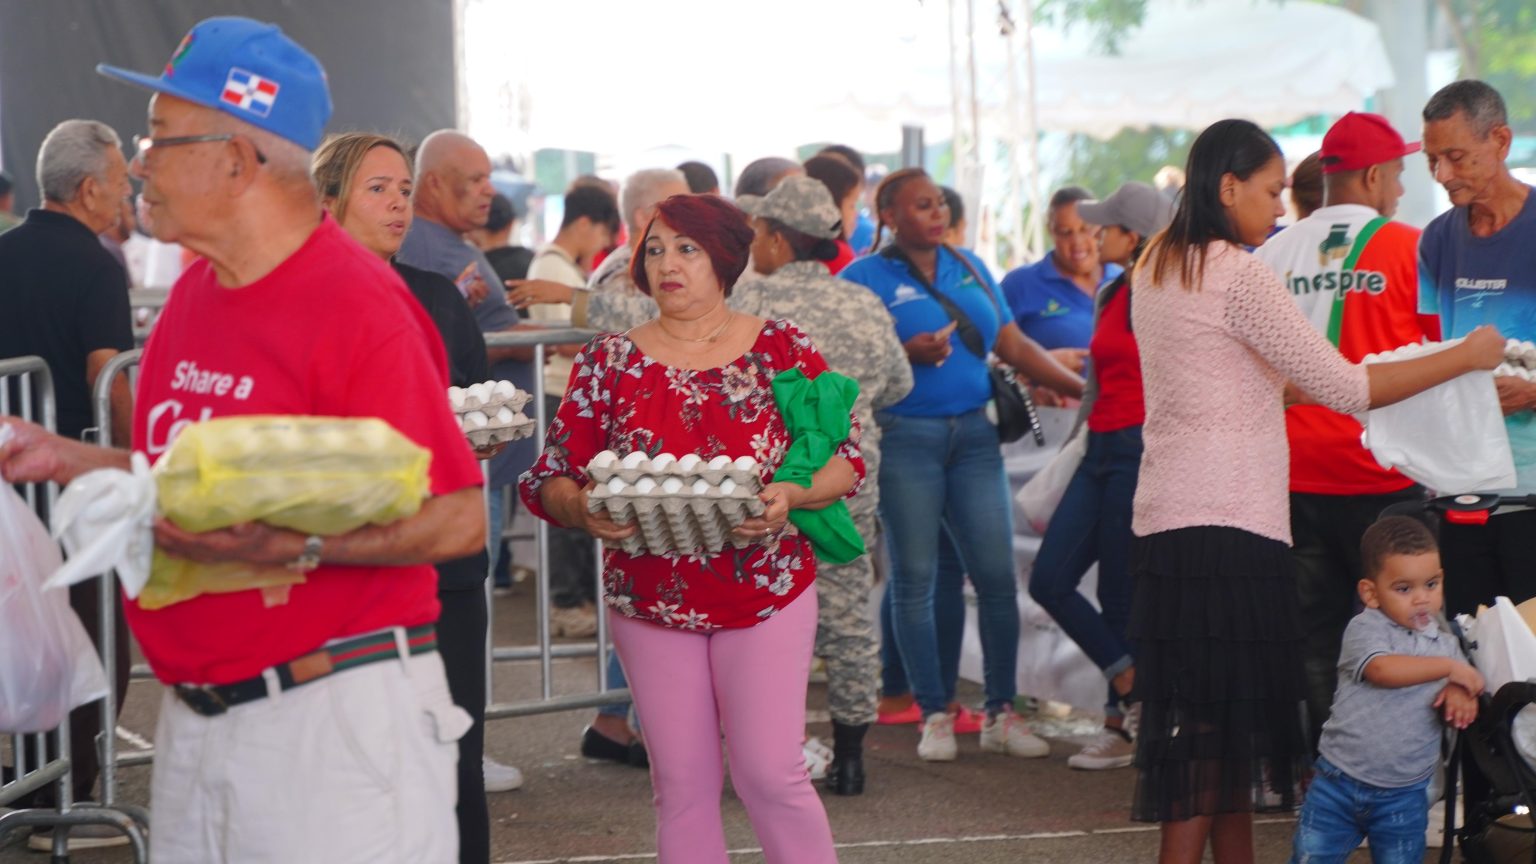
[1497,363,1516,377]
[448,387,466,412]
[491,380,517,401]
[494,407,515,425]
[1509,338,1524,352]
[635,477,658,495]
[621,451,649,470]
[677,454,703,472]
[651,453,677,472]
[691,479,711,495]
[661,477,684,495]
[591,450,619,468]
[732,456,758,473]
[719,478,737,495]
[606,477,627,495]
[707,455,732,470]
[462,411,489,430]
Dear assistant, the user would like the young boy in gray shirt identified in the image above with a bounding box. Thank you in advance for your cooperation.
[1290,516,1483,864]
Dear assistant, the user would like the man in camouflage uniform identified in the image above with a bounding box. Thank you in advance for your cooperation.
[509,168,688,332]
[733,175,913,795]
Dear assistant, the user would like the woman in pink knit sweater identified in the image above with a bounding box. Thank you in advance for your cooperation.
[1127,118,1503,864]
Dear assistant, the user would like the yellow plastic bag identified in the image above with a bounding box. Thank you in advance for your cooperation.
[142,416,433,609]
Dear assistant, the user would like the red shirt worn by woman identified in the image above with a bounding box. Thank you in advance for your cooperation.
[520,318,864,631]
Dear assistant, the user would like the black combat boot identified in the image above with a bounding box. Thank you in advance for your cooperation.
[826,721,869,795]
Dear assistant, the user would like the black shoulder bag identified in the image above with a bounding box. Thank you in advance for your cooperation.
[879,246,1044,445]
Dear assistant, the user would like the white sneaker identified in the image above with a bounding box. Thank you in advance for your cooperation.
[917,712,958,761]
[979,710,1050,758]
[1067,727,1135,770]
[802,736,833,780]
[484,756,524,792]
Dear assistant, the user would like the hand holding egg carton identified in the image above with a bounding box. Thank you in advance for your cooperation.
[1496,338,1536,381]
[449,380,535,448]
[585,450,766,556]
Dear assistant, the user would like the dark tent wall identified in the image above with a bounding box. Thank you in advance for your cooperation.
[0,0,457,210]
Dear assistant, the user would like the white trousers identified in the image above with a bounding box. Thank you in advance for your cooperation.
[149,647,469,864]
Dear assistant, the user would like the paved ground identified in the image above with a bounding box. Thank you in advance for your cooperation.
[2,575,1447,863]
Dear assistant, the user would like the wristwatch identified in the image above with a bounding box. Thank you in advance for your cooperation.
[287,534,324,573]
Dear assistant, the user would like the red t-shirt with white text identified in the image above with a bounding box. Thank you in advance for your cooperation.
[128,216,482,685]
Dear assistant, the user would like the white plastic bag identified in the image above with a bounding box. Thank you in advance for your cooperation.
[0,482,110,733]
[1015,426,1088,534]
[1359,343,1515,493]
[1459,597,1536,696]
[47,451,156,599]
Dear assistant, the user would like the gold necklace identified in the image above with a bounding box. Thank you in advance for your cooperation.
[658,310,735,344]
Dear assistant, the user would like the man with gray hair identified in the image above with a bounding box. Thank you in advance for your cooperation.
[508,167,689,331]
[1418,79,1536,622]
[0,117,134,853]
[1,18,485,862]
[397,129,536,796]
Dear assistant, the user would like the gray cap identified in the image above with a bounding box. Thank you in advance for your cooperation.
[737,175,843,241]
[1077,181,1175,238]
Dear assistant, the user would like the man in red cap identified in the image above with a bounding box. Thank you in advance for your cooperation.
[1254,110,1439,750]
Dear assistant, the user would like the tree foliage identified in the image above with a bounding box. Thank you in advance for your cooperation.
[1060,126,1193,197]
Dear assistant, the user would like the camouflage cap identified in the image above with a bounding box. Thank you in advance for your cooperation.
[737,175,842,240]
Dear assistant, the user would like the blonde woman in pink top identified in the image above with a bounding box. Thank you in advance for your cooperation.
[1127,118,1503,864]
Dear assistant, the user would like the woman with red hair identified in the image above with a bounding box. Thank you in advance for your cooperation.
[520,194,857,863]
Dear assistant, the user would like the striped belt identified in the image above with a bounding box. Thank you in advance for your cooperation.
[172,624,437,717]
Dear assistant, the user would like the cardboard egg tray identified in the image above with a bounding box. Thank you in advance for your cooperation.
[449,380,536,447]
[584,451,765,556]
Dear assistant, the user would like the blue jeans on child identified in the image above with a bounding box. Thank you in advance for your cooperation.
[1289,756,1430,864]
[1026,426,1141,716]
[877,408,1019,716]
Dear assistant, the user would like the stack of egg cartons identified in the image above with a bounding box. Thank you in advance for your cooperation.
[1497,338,1536,380]
[585,451,765,556]
[449,380,535,448]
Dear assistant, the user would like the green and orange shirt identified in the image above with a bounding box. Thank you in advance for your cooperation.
[1255,205,1439,495]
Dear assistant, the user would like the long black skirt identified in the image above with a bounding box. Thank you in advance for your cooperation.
[1128,526,1310,823]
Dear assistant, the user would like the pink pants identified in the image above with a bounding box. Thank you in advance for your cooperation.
[610,586,836,864]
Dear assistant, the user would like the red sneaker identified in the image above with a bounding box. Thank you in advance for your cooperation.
[877,702,923,725]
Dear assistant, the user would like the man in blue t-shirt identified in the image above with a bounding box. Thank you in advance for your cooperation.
[999,186,1122,363]
[1417,79,1536,614]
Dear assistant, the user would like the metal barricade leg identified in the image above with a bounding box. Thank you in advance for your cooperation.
[476,331,636,722]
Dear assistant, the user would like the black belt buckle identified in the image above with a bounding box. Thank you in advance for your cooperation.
[174,683,229,716]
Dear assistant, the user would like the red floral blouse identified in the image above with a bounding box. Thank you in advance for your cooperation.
[519,319,864,630]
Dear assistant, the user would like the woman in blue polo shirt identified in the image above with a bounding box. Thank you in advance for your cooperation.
[842,168,1083,762]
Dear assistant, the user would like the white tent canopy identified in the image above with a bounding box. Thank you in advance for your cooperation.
[462,0,1393,157]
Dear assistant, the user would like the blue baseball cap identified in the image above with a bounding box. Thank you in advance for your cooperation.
[96,17,332,151]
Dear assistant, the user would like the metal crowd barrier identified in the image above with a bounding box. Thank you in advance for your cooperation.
[86,328,629,795]
[482,328,630,720]
[0,355,148,862]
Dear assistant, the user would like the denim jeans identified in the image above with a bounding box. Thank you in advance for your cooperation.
[878,408,1019,715]
[1289,757,1430,864]
[1026,426,1141,714]
[879,529,967,702]
[487,485,506,585]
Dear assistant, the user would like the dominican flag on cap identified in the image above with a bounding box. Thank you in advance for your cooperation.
[221,67,279,118]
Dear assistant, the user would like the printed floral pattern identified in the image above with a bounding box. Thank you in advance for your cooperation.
[520,319,864,630]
